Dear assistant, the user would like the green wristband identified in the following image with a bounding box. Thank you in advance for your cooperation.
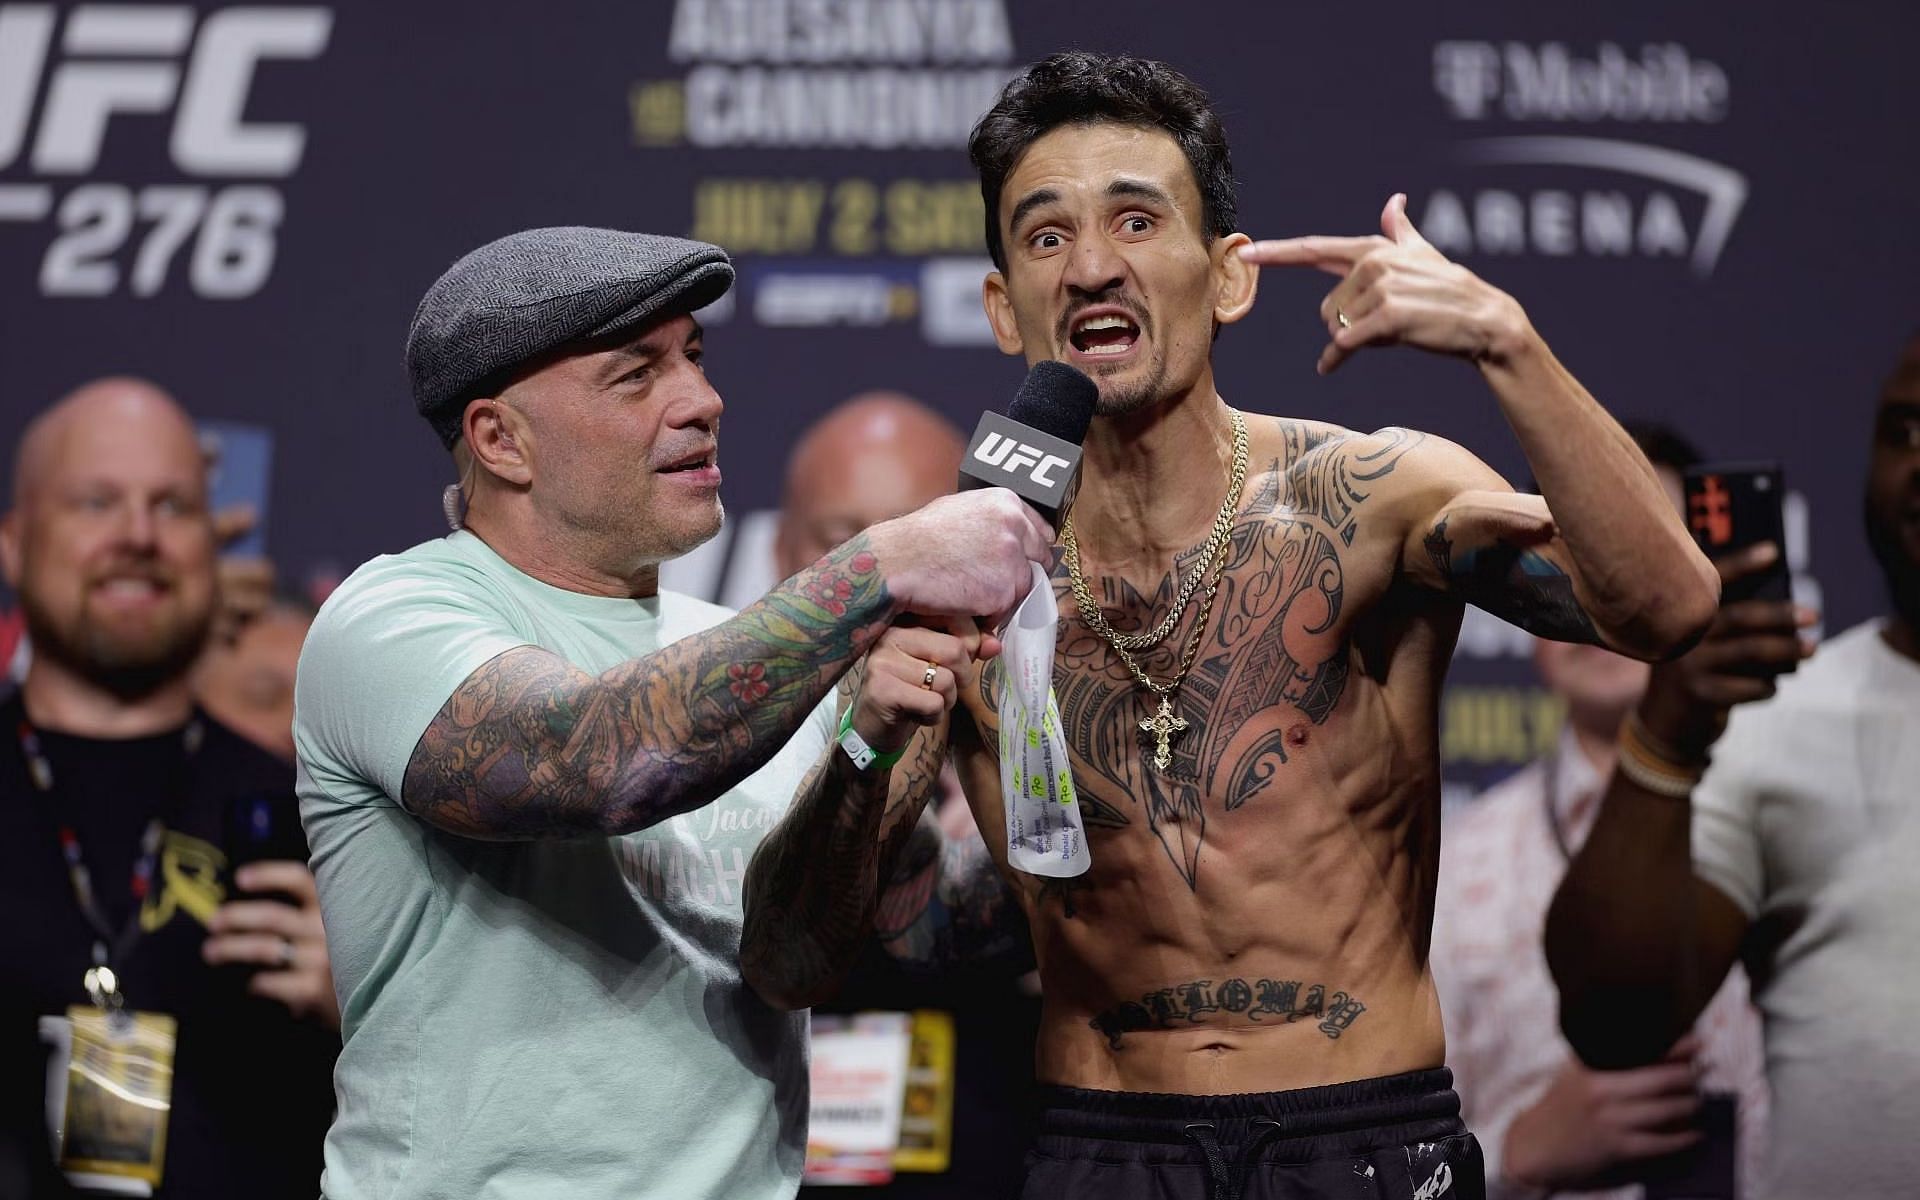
[836,705,905,770]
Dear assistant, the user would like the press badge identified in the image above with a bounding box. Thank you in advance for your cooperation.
[997,561,1091,877]
[893,1010,957,1174]
[39,1005,177,1195]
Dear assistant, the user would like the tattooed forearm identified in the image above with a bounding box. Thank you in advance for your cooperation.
[739,746,890,1009]
[401,536,895,839]
[876,808,1032,974]
[1425,516,1600,644]
[740,689,952,1009]
[1089,975,1368,1049]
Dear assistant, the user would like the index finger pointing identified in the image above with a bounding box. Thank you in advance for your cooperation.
[1237,236,1382,273]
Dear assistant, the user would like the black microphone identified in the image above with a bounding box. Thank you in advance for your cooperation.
[959,360,1098,526]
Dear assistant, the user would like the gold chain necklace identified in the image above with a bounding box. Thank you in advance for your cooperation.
[1067,414,1248,654]
[1062,409,1248,771]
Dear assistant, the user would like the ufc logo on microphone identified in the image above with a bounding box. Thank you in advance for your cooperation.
[973,432,1070,487]
[0,4,333,177]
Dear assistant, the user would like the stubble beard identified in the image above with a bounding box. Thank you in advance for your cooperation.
[1090,355,1172,419]
[682,496,727,557]
[20,582,211,702]
[600,491,727,574]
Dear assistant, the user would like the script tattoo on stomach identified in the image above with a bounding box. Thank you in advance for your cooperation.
[1044,424,1424,890]
[1090,975,1369,1049]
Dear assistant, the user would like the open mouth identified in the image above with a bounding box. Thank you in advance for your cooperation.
[91,574,169,604]
[658,449,717,474]
[1068,311,1141,357]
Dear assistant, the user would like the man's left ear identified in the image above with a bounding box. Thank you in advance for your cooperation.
[1212,232,1258,326]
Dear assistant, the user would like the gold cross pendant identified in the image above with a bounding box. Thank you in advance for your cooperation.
[1138,697,1189,772]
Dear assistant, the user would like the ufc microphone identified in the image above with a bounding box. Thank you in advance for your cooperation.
[959,360,1098,526]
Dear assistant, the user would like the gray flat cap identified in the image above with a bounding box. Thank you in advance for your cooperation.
[406,227,734,447]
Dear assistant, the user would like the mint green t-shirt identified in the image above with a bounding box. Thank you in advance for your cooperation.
[293,531,831,1200]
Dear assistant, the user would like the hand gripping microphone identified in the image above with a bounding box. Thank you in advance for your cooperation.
[958,360,1098,526]
[960,361,1097,879]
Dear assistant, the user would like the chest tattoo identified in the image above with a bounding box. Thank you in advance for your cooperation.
[992,423,1423,889]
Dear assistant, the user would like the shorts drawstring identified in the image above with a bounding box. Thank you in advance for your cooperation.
[1183,1123,1232,1199]
[1233,1118,1286,1199]
[1183,1118,1288,1200]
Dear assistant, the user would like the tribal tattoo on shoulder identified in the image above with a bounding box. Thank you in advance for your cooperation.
[1089,974,1369,1049]
[1047,422,1423,889]
[402,536,892,839]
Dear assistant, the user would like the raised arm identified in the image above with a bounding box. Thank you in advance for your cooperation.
[1241,193,1717,659]
[1465,329,1715,659]
[400,490,1050,840]
[1370,429,1697,659]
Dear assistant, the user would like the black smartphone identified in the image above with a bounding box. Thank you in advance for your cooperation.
[224,791,311,903]
[1682,462,1791,603]
[1642,1091,1738,1200]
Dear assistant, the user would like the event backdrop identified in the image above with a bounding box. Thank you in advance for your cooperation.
[3,0,1917,796]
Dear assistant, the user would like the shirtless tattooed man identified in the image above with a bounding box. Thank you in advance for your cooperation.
[838,52,1719,1200]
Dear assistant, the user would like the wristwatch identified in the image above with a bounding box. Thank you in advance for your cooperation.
[837,706,904,771]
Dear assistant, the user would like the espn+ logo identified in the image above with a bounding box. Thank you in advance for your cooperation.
[0,5,333,298]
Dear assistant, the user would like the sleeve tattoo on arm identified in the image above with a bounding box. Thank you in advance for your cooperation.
[740,657,971,1006]
[403,536,892,839]
[875,808,1032,972]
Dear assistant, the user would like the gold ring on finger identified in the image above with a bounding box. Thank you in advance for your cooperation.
[1336,308,1351,330]
[920,664,939,690]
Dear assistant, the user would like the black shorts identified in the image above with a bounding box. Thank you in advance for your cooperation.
[1022,1067,1484,1200]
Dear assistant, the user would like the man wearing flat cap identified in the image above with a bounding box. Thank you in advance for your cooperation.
[293,228,1051,1199]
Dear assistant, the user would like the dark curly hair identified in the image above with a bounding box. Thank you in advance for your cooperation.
[968,51,1238,272]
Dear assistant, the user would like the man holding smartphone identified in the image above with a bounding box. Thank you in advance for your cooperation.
[0,378,338,1197]
[1433,423,1769,1199]
[1548,331,1920,1198]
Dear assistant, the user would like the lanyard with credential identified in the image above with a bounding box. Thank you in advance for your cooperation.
[16,716,202,1012]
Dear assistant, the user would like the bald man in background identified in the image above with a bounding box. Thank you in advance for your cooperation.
[777,392,1039,1199]
[775,392,968,575]
[0,379,336,1198]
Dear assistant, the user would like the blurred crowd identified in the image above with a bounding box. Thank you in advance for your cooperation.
[2,328,1917,1197]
